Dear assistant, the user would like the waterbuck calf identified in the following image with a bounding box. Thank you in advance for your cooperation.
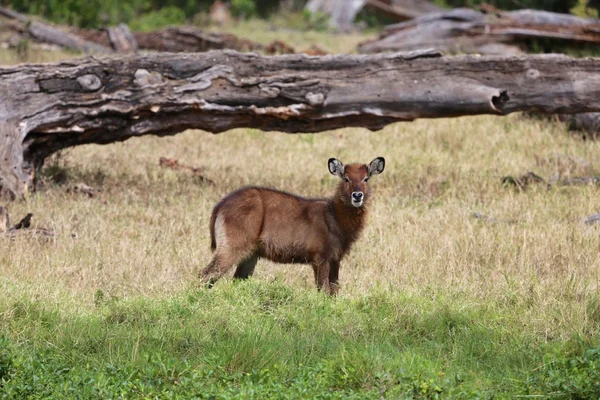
[200,157,385,295]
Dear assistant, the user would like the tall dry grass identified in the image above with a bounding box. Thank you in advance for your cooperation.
[1,27,600,344]
[1,114,600,341]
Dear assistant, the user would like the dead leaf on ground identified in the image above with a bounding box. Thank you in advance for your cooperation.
[302,45,328,56]
[159,157,215,186]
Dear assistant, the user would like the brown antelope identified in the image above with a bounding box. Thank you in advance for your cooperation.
[200,157,385,295]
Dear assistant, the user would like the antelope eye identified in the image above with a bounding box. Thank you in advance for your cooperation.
[364,177,370,182]
[344,177,350,183]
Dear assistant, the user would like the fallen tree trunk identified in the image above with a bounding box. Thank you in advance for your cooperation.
[358,7,600,55]
[76,26,266,53]
[0,7,113,54]
[2,49,600,198]
[0,6,280,54]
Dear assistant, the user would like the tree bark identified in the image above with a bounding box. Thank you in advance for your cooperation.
[358,7,600,55]
[2,49,600,198]
[107,24,138,53]
[0,6,270,54]
[74,26,267,53]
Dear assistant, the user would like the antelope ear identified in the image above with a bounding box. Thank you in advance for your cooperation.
[368,157,385,177]
[328,158,344,178]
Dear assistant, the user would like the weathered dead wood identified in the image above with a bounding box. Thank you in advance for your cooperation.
[306,0,442,29]
[79,26,320,55]
[584,214,600,225]
[0,6,286,55]
[0,205,8,232]
[2,50,600,198]
[502,172,547,190]
[67,182,95,197]
[76,26,266,53]
[359,7,600,55]
[0,207,55,239]
[107,24,137,53]
[137,27,264,53]
[0,6,113,54]
[502,171,600,191]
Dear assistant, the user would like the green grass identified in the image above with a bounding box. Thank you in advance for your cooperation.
[2,25,600,398]
[1,115,600,397]
[1,282,598,398]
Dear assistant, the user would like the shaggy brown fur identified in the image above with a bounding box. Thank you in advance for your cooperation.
[200,157,385,295]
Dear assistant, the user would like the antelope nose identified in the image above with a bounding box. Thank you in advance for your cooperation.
[352,192,364,201]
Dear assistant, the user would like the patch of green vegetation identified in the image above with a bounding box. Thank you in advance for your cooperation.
[1,282,598,398]
[231,0,257,20]
[571,0,600,18]
[524,346,600,398]
[298,9,332,32]
[526,38,600,58]
[129,6,186,32]
[1,0,298,30]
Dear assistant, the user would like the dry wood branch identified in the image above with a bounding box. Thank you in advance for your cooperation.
[0,6,296,55]
[306,0,441,29]
[0,6,113,54]
[502,172,547,191]
[502,171,600,190]
[2,50,600,198]
[107,24,137,53]
[584,214,600,225]
[0,205,8,232]
[359,7,600,55]
[76,26,266,53]
[67,182,95,197]
[0,207,55,239]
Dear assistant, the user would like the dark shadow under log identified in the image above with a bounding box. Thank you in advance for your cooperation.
[2,49,600,198]
[558,113,600,138]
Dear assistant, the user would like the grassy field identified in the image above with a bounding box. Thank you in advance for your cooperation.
[2,25,600,398]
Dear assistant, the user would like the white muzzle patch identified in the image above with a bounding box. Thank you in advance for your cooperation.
[351,191,364,207]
